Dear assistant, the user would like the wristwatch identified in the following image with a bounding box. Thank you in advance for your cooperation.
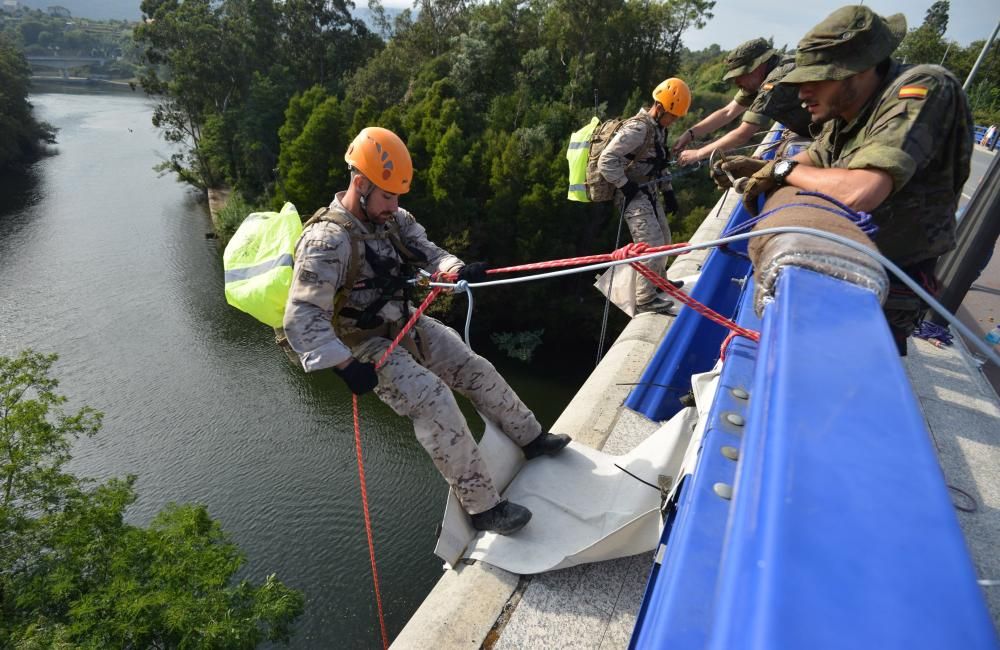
[772,159,798,185]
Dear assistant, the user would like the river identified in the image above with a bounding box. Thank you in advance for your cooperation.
[0,89,583,647]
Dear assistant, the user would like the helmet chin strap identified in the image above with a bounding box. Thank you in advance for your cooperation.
[357,176,377,222]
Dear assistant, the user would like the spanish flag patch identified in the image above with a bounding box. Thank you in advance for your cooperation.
[898,85,929,100]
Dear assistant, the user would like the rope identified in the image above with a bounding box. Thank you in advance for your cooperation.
[350,285,444,648]
[624,254,760,343]
[352,395,389,650]
[722,191,878,239]
[913,320,955,347]
[487,241,689,276]
[596,199,628,366]
[419,227,1000,368]
[376,286,444,369]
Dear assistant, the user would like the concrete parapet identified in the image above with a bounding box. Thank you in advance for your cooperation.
[392,310,674,648]
[391,562,520,649]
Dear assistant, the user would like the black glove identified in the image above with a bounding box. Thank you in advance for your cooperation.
[333,359,378,395]
[621,180,640,204]
[457,261,489,283]
[662,189,679,215]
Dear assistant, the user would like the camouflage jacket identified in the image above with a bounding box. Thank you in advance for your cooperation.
[597,108,670,188]
[741,54,813,137]
[733,54,781,107]
[804,62,972,266]
[283,193,463,371]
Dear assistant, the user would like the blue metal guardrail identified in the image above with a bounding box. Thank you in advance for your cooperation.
[625,128,787,422]
[629,268,997,649]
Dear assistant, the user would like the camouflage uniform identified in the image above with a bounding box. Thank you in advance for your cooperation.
[781,6,973,353]
[726,39,812,139]
[284,193,542,515]
[746,56,813,139]
[597,108,671,306]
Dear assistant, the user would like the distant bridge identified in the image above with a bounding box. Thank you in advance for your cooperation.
[25,55,108,76]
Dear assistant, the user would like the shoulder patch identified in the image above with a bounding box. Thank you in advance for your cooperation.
[898,85,929,100]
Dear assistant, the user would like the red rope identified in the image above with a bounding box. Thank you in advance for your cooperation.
[353,395,389,649]
[489,241,689,275]
[627,259,761,343]
[351,285,444,649]
[375,285,444,370]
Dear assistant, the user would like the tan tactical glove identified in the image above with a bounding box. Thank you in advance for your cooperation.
[711,155,769,190]
[737,159,778,216]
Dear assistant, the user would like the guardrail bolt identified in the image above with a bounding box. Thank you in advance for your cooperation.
[713,482,734,500]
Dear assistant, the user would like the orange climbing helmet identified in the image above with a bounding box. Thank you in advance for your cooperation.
[652,78,691,117]
[344,126,413,194]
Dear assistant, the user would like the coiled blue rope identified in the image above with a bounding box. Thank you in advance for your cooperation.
[913,320,954,346]
[724,190,879,238]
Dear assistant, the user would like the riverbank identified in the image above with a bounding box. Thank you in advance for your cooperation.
[30,76,138,93]
[207,187,232,234]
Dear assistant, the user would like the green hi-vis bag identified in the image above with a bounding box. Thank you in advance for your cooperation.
[566,116,599,202]
[223,202,302,327]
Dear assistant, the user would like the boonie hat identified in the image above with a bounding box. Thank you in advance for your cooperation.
[723,38,777,81]
[782,5,906,84]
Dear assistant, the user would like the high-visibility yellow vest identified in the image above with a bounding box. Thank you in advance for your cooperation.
[566,116,599,202]
[223,202,301,327]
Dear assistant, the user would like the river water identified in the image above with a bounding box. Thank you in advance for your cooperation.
[0,90,582,647]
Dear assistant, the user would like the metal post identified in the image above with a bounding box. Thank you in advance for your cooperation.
[963,18,1000,92]
[940,42,952,66]
[931,152,1000,323]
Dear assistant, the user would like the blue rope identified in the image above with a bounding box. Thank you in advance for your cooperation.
[913,320,954,346]
[723,190,879,239]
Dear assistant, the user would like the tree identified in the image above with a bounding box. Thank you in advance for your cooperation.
[0,35,56,172]
[0,350,304,648]
[924,0,949,38]
[897,1,951,66]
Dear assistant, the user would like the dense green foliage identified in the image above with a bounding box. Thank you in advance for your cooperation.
[134,0,717,354]
[0,6,138,78]
[0,34,55,171]
[132,0,998,356]
[897,1,1000,123]
[0,350,304,648]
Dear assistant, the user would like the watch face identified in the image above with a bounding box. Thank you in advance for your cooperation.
[775,160,791,175]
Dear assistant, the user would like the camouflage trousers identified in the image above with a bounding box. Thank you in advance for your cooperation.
[883,257,939,356]
[352,315,542,515]
[620,189,672,305]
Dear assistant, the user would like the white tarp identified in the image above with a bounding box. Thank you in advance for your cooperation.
[433,404,702,574]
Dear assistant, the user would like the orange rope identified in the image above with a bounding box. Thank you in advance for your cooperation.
[489,241,689,275]
[352,285,444,649]
[375,286,444,370]
[620,252,760,344]
[353,395,389,649]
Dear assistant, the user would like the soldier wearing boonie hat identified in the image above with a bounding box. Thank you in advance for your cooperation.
[721,5,973,356]
[673,38,812,165]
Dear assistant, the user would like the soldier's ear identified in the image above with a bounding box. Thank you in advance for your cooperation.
[351,173,371,194]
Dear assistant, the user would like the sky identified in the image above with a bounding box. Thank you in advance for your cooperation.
[672,0,1000,52]
[18,0,1000,51]
[375,0,1000,52]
